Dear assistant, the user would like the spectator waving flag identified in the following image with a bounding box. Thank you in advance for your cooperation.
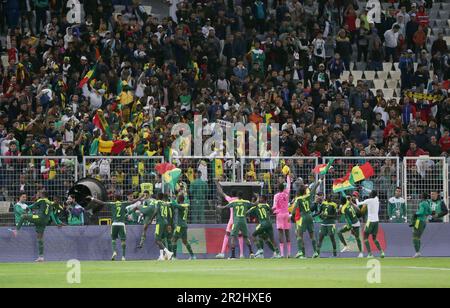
[313,159,335,175]
[93,110,113,139]
[78,64,97,88]
[349,162,375,184]
[98,139,127,155]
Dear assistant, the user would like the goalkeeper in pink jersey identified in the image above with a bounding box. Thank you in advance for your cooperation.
[273,173,292,257]
[215,182,245,259]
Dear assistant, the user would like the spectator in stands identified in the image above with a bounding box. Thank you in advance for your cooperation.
[431,33,449,56]
[406,140,428,157]
[415,5,429,29]
[439,130,450,153]
[426,135,443,156]
[412,25,427,55]
[384,24,401,62]
[399,50,415,90]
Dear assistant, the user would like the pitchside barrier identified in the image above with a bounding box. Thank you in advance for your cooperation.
[82,156,164,223]
[171,156,237,224]
[0,156,79,226]
[2,223,450,261]
[403,157,449,223]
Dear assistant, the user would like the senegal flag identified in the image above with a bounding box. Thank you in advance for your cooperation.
[350,162,375,184]
[313,159,335,175]
[163,168,182,193]
[333,172,354,193]
[93,110,113,139]
[98,139,128,155]
[78,64,97,88]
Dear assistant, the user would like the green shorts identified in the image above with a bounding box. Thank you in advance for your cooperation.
[340,224,360,237]
[296,215,314,234]
[231,220,248,237]
[253,221,274,238]
[320,225,336,237]
[364,222,379,236]
[143,215,153,226]
[174,225,188,240]
[111,225,126,241]
[413,220,427,238]
[155,223,168,241]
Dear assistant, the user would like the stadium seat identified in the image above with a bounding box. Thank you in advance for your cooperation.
[414,63,418,71]
[393,62,400,71]
[1,55,8,68]
[382,89,395,99]
[445,36,450,46]
[383,62,394,72]
[341,70,350,81]
[390,71,401,81]
[386,79,400,89]
[364,71,376,81]
[376,71,389,80]
[350,70,364,81]
[373,79,386,89]
[0,202,10,214]
[394,89,402,97]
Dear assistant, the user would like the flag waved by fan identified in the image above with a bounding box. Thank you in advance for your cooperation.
[155,163,182,193]
[312,159,335,175]
[349,162,375,184]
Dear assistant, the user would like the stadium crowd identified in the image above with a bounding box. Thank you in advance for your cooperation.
[0,0,449,224]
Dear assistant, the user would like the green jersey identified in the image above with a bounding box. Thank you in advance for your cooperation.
[429,199,448,222]
[293,195,315,217]
[28,198,61,225]
[227,199,253,223]
[415,200,433,222]
[340,201,360,226]
[247,203,272,223]
[155,201,173,225]
[171,201,190,227]
[107,201,132,224]
[388,197,407,223]
[320,201,338,225]
[140,199,157,217]
[14,202,29,226]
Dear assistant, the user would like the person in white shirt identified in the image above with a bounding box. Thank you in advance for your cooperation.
[384,24,401,62]
[358,191,385,258]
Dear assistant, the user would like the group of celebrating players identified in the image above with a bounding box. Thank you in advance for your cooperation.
[9,168,442,262]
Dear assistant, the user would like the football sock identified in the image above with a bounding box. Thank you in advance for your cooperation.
[38,239,44,257]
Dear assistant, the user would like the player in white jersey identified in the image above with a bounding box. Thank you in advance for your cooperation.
[358,191,385,258]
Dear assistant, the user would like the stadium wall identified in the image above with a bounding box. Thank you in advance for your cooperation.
[1,224,450,262]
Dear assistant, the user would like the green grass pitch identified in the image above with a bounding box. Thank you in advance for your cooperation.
[1,258,450,288]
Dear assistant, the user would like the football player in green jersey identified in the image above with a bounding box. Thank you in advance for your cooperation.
[87,192,141,261]
[291,178,322,259]
[337,193,364,258]
[126,190,157,249]
[171,194,195,259]
[247,195,281,259]
[218,192,255,259]
[149,193,174,260]
[316,195,338,257]
[10,191,64,262]
[411,193,433,258]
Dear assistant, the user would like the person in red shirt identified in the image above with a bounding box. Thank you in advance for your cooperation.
[439,130,450,153]
[416,5,429,29]
[406,140,429,167]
